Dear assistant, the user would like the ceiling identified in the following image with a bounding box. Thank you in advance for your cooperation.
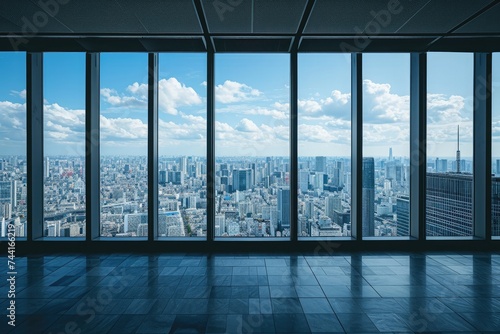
[0,0,499,52]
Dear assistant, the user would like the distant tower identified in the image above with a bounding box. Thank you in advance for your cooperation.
[456,125,461,173]
[277,187,290,230]
[389,147,393,161]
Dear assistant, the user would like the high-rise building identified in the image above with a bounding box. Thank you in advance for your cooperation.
[426,173,472,236]
[305,199,315,219]
[396,195,410,236]
[159,170,167,185]
[3,203,12,219]
[232,169,252,192]
[1,217,5,237]
[0,181,11,204]
[167,171,184,185]
[299,170,309,193]
[278,187,290,230]
[496,159,500,175]
[435,158,448,173]
[325,195,341,220]
[362,157,375,237]
[315,156,327,173]
[389,147,393,161]
[215,214,225,236]
[492,176,500,236]
[180,156,187,174]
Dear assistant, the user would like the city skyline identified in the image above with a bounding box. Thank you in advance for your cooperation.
[1,52,496,157]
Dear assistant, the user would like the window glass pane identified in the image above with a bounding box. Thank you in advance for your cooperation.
[492,53,500,237]
[100,53,148,237]
[298,54,351,237]
[158,53,207,238]
[43,53,85,237]
[0,52,26,238]
[426,53,473,237]
[215,54,289,238]
[363,54,410,237]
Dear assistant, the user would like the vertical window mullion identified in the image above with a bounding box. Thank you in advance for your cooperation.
[473,52,492,239]
[148,53,159,241]
[410,52,427,240]
[207,50,215,242]
[27,52,43,241]
[351,53,362,240]
[85,53,100,240]
[290,51,298,243]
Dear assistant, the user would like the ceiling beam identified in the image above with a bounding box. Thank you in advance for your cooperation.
[289,0,316,52]
[193,0,213,52]
[425,0,500,50]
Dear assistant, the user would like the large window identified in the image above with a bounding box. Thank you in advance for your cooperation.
[158,53,207,238]
[43,53,85,237]
[493,53,500,237]
[100,54,148,237]
[363,54,410,238]
[298,54,351,238]
[426,53,474,237]
[1,50,499,243]
[0,52,26,238]
[215,54,290,238]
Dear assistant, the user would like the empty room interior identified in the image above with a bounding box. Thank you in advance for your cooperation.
[1,0,500,333]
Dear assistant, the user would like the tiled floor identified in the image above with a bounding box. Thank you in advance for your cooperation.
[2,251,500,333]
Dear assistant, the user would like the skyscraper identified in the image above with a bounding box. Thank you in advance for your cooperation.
[299,170,309,193]
[426,173,472,236]
[278,187,290,230]
[315,156,326,173]
[180,156,188,174]
[435,158,448,173]
[396,195,410,236]
[232,169,253,192]
[0,181,11,204]
[11,180,17,208]
[159,170,167,185]
[492,176,500,236]
[362,157,375,237]
[325,195,341,220]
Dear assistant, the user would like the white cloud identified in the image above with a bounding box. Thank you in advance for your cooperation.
[0,101,26,142]
[273,102,289,111]
[101,77,203,115]
[10,89,26,99]
[215,80,261,103]
[329,90,350,105]
[299,124,336,143]
[427,93,467,124]
[100,87,147,109]
[158,78,202,115]
[243,107,288,120]
[363,79,409,123]
[44,103,85,128]
[235,118,260,132]
[298,89,350,115]
[299,99,322,113]
[100,115,148,140]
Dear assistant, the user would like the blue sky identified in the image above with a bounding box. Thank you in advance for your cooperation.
[0,52,498,158]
